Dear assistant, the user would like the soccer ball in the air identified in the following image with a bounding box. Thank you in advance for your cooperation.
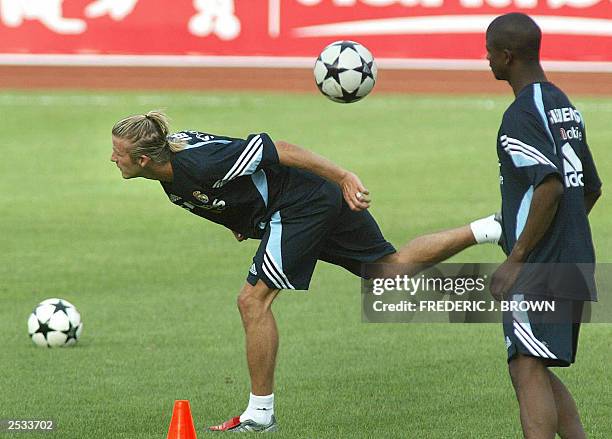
[28,298,83,347]
[314,40,377,103]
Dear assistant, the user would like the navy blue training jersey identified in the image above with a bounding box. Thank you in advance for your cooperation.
[160,130,326,239]
[497,82,601,300]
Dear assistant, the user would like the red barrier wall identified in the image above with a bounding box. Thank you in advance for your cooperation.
[0,0,610,68]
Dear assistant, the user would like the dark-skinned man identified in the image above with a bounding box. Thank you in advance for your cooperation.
[486,12,601,439]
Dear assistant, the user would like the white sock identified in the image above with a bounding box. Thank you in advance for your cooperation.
[470,214,502,244]
[240,393,274,425]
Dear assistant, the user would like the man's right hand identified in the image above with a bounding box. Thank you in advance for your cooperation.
[232,231,248,242]
[340,171,371,211]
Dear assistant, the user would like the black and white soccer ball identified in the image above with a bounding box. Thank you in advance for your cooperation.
[314,40,377,103]
[27,298,83,347]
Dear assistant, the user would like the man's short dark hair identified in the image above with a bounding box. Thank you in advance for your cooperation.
[486,13,541,62]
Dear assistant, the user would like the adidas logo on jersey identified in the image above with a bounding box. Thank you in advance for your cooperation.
[249,264,258,276]
[562,143,584,188]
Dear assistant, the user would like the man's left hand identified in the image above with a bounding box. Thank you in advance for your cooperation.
[490,260,522,301]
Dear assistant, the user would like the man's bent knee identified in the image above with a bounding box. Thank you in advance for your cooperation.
[509,354,548,388]
[237,280,279,320]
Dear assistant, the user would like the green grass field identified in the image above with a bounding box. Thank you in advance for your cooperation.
[1,91,611,438]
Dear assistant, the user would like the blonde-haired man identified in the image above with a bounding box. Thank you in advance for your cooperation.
[111,111,501,432]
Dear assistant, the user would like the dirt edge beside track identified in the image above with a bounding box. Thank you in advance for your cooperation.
[1,66,611,96]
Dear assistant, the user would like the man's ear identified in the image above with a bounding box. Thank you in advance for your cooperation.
[137,155,151,168]
[503,49,513,66]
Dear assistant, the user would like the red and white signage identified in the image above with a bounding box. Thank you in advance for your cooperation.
[0,0,610,70]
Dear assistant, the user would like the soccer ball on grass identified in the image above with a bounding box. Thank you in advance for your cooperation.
[28,298,83,347]
[314,40,377,103]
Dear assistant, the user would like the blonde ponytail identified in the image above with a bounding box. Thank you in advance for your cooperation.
[112,110,185,163]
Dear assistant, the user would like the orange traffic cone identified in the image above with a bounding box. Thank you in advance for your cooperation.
[167,400,197,439]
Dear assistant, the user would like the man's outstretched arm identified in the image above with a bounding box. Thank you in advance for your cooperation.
[275,140,370,211]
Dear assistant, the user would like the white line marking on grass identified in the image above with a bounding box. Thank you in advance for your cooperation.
[0,94,253,107]
[0,94,610,114]
[2,54,612,73]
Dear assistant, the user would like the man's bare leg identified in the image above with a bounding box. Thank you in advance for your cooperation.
[509,355,558,439]
[237,280,279,395]
[548,370,586,438]
[236,280,279,425]
[383,225,477,265]
[375,218,498,275]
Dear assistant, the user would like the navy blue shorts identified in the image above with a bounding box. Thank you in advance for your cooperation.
[503,294,583,367]
[246,181,396,290]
